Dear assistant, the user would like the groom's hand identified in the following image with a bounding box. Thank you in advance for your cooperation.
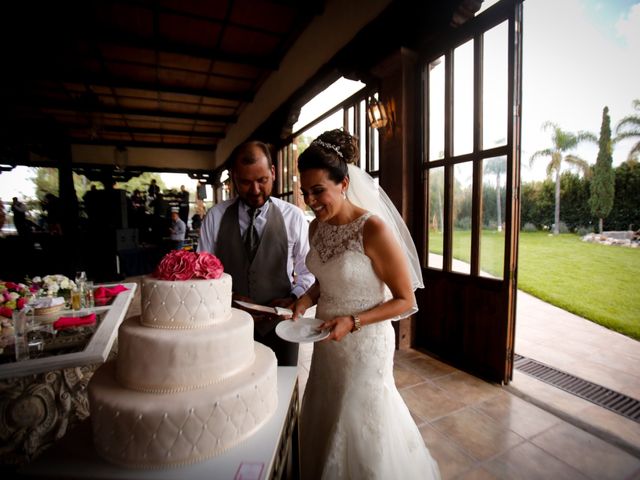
[268,296,296,319]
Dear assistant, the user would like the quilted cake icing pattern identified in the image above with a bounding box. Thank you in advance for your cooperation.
[115,311,255,393]
[141,275,232,328]
[90,345,277,468]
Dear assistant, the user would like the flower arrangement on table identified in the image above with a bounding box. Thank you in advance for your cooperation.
[0,281,33,320]
[0,281,36,353]
[0,275,79,353]
[24,274,77,314]
[154,250,224,280]
[29,274,77,298]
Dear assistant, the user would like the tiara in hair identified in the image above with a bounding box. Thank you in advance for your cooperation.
[311,139,343,158]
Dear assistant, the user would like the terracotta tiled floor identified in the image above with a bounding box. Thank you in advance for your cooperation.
[297,344,640,480]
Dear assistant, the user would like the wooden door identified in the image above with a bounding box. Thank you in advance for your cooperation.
[415,0,523,384]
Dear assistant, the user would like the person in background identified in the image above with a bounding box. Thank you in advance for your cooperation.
[42,193,62,235]
[0,198,6,233]
[178,185,190,225]
[11,197,28,237]
[169,209,186,250]
[147,179,160,201]
[190,213,202,232]
[131,189,145,211]
[129,189,146,228]
[83,185,100,226]
[198,140,314,366]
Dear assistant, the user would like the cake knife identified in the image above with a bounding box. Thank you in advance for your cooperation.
[233,300,293,317]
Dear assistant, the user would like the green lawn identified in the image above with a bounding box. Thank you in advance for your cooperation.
[428,230,640,340]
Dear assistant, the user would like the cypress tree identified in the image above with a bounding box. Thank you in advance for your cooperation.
[589,106,615,233]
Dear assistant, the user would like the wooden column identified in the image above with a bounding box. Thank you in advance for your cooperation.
[57,143,79,236]
[373,48,420,350]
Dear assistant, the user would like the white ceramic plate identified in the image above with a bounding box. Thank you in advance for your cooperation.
[275,317,329,343]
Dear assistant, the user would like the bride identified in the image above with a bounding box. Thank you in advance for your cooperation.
[292,129,440,479]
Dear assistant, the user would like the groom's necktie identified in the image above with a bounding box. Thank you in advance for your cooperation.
[244,207,260,262]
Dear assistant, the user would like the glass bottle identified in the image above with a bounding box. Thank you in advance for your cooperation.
[85,281,95,309]
[13,309,29,361]
[75,271,87,308]
[71,288,82,310]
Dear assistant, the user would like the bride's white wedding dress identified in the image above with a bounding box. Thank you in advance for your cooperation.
[300,213,440,480]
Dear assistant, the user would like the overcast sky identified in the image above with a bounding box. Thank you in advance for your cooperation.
[1,0,638,200]
[521,0,639,180]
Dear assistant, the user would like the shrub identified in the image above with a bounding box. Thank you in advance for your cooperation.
[555,221,570,234]
[455,216,471,230]
[522,222,537,232]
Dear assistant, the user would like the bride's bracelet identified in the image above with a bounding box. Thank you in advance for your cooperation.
[350,314,362,333]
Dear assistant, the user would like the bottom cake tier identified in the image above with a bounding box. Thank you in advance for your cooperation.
[88,342,278,468]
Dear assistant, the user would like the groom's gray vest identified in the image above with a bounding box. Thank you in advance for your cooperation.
[216,199,291,335]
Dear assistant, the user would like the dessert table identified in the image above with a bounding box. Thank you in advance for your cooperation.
[19,367,300,480]
[0,283,137,466]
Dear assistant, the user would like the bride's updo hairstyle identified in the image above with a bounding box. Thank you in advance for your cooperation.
[298,129,359,183]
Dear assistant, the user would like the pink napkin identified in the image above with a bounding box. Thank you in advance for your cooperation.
[94,285,128,299]
[53,313,96,330]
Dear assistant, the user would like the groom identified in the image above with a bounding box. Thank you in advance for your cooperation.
[198,141,314,366]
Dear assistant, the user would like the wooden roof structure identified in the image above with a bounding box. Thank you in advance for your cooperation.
[0,0,478,175]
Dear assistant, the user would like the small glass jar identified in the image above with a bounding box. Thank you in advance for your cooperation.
[71,289,82,310]
[85,281,95,309]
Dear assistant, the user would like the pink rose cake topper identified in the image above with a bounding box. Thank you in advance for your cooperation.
[154,250,224,281]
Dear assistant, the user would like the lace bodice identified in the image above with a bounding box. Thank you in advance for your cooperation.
[307,212,386,319]
[312,212,370,263]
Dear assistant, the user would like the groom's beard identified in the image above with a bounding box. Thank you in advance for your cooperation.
[242,194,270,209]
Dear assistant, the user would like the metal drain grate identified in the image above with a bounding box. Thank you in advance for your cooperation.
[513,354,640,423]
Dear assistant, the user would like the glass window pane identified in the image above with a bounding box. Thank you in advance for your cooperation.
[428,56,445,161]
[483,21,508,149]
[360,100,368,170]
[427,166,444,269]
[299,110,343,143]
[453,40,474,156]
[481,156,506,279]
[292,77,364,132]
[452,161,473,274]
[347,106,355,134]
[370,126,379,172]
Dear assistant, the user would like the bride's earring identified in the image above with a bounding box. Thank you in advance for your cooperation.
[342,190,346,199]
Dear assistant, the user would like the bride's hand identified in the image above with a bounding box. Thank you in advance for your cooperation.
[320,315,353,342]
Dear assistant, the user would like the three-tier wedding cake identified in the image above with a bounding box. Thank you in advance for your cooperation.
[88,251,278,468]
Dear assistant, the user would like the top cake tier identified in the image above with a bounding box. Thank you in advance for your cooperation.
[141,274,232,329]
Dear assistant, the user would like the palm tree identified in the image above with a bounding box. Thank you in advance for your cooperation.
[615,99,640,161]
[529,122,596,234]
[485,157,506,231]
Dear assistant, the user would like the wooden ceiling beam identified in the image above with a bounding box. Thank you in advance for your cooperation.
[99,126,225,138]
[21,99,237,124]
[72,139,217,151]
[97,30,280,70]
[63,124,225,139]
[51,75,253,102]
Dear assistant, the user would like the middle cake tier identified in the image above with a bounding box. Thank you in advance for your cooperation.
[117,309,255,393]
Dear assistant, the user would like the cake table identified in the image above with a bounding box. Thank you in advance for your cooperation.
[0,283,137,466]
[20,367,300,480]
